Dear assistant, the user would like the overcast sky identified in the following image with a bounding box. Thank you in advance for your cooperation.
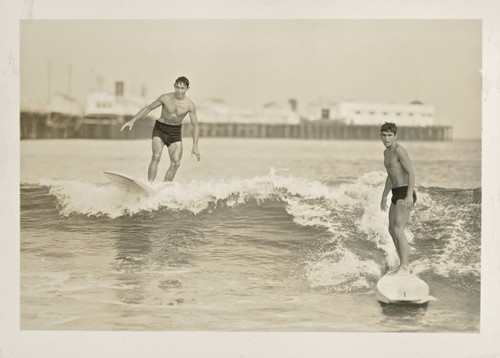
[20,19,481,138]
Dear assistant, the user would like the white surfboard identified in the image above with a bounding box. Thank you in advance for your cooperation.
[376,272,430,304]
[103,171,157,195]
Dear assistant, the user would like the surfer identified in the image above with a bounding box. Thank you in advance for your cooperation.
[121,76,200,183]
[379,122,416,274]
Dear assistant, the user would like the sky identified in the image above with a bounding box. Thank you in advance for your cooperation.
[20,19,481,139]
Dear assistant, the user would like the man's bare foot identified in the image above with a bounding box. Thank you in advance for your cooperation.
[395,266,411,275]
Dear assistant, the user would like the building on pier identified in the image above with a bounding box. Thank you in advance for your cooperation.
[303,100,436,127]
[20,92,452,141]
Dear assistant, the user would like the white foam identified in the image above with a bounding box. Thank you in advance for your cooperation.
[306,249,382,291]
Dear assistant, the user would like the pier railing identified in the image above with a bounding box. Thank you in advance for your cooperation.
[20,112,452,141]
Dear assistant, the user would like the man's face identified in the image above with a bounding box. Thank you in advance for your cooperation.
[174,82,188,98]
[380,130,396,147]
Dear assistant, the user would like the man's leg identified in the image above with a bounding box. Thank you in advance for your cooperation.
[388,203,400,268]
[388,203,398,251]
[148,137,164,183]
[164,141,183,182]
[391,200,412,272]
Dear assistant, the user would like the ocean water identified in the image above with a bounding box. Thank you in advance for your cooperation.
[20,138,481,332]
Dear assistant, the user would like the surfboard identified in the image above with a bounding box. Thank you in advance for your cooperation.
[376,271,430,304]
[103,171,157,195]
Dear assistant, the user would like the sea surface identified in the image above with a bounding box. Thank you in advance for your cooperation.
[20,138,481,332]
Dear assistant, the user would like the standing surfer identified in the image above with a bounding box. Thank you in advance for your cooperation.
[121,76,200,183]
[379,122,416,273]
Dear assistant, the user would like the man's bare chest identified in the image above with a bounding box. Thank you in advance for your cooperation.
[384,151,399,169]
[163,100,188,117]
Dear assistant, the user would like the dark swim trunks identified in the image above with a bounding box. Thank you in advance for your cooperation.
[391,186,417,205]
[151,120,182,147]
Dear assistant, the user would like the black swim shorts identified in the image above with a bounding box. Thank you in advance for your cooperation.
[391,186,417,205]
[151,120,182,147]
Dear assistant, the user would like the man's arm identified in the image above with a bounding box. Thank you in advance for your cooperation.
[121,98,162,131]
[396,146,415,209]
[188,102,200,161]
[380,175,392,212]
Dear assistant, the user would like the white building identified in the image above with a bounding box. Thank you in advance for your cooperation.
[303,100,435,126]
[84,91,147,117]
[197,99,300,124]
[84,81,147,118]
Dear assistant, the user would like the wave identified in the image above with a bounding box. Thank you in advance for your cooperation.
[23,169,481,292]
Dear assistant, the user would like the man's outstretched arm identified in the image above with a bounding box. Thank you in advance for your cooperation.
[121,99,162,131]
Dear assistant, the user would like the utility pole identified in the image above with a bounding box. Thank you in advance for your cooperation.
[47,60,52,103]
[96,75,104,91]
[68,65,72,96]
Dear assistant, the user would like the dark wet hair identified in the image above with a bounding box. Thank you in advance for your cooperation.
[380,122,397,134]
[175,76,190,87]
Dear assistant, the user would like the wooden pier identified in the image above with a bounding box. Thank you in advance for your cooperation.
[20,112,453,141]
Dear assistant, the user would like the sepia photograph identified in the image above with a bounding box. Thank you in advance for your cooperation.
[19,18,481,332]
[2,1,500,357]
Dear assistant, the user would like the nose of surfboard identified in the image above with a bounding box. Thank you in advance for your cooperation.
[103,171,157,196]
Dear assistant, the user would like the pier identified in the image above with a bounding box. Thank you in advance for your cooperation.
[20,112,453,141]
